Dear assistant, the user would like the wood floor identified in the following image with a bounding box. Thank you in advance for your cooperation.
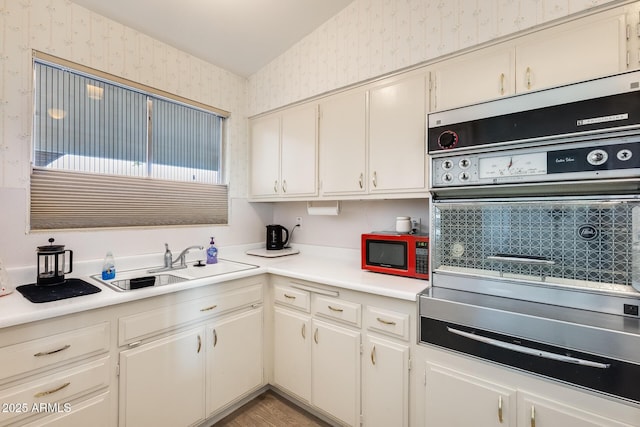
[214,391,333,427]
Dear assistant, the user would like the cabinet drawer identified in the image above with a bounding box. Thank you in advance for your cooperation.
[119,284,263,345]
[313,296,361,327]
[0,323,109,382]
[0,357,110,426]
[21,392,110,427]
[273,285,310,312]
[365,306,409,340]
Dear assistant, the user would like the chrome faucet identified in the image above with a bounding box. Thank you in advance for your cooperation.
[149,244,204,273]
[172,245,204,268]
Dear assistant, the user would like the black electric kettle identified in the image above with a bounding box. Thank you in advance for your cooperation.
[266,224,290,250]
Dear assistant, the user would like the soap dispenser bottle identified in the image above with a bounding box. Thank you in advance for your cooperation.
[102,251,116,280]
[206,237,218,264]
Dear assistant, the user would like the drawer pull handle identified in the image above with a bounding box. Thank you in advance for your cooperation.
[371,345,376,365]
[213,329,218,347]
[359,173,363,189]
[34,344,71,357]
[34,382,70,398]
[328,305,344,313]
[197,335,202,353]
[498,395,503,423]
[274,180,278,193]
[301,324,306,339]
[314,328,319,344]
[284,294,296,299]
[200,304,218,312]
[376,317,396,326]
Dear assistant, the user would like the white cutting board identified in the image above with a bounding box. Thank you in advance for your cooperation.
[246,247,300,258]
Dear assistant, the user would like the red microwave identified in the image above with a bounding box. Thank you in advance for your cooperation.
[361,233,429,280]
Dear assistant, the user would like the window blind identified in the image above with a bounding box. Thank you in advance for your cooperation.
[30,52,229,230]
[31,168,228,230]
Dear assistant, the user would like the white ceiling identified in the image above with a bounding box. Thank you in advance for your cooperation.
[71,0,354,77]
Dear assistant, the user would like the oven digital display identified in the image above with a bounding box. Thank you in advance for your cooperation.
[367,240,407,269]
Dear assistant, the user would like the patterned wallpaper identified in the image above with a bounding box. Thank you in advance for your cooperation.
[248,0,620,116]
[0,0,249,197]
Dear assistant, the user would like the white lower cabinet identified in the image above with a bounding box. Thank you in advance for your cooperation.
[272,279,416,427]
[117,279,265,427]
[273,306,311,402]
[119,327,206,427]
[423,358,638,427]
[206,307,264,416]
[425,362,516,427]
[362,335,409,427]
[311,319,361,427]
[517,391,633,427]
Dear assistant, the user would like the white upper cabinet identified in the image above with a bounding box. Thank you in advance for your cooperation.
[430,6,627,112]
[319,72,429,198]
[431,46,515,112]
[250,103,318,199]
[368,73,427,194]
[249,115,281,197]
[515,9,626,93]
[319,90,367,196]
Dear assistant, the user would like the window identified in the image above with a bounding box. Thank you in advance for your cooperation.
[30,52,229,230]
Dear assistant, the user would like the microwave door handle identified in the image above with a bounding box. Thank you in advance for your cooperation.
[446,327,611,369]
[487,255,556,266]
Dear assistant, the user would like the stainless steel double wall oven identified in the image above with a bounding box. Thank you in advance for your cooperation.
[420,70,640,404]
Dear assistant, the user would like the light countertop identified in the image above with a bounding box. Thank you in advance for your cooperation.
[0,244,429,329]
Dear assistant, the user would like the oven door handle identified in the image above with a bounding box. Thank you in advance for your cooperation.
[446,327,611,369]
[487,255,556,266]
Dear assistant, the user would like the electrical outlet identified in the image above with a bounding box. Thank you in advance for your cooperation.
[296,216,302,227]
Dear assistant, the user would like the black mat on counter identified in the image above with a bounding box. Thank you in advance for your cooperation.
[17,278,101,303]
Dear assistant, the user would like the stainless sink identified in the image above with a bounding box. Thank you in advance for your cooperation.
[91,259,259,292]
[92,273,187,292]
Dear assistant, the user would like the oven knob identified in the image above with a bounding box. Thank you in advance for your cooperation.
[442,160,454,170]
[587,149,608,166]
[438,131,458,149]
[617,149,632,161]
[442,173,453,183]
[459,171,470,181]
[459,158,470,169]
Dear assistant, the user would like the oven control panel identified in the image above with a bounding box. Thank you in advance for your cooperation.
[431,139,640,188]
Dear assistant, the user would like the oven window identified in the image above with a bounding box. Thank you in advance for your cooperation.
[367,240,408,269]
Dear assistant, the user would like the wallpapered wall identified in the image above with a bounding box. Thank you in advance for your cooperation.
[248,0,620,116]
